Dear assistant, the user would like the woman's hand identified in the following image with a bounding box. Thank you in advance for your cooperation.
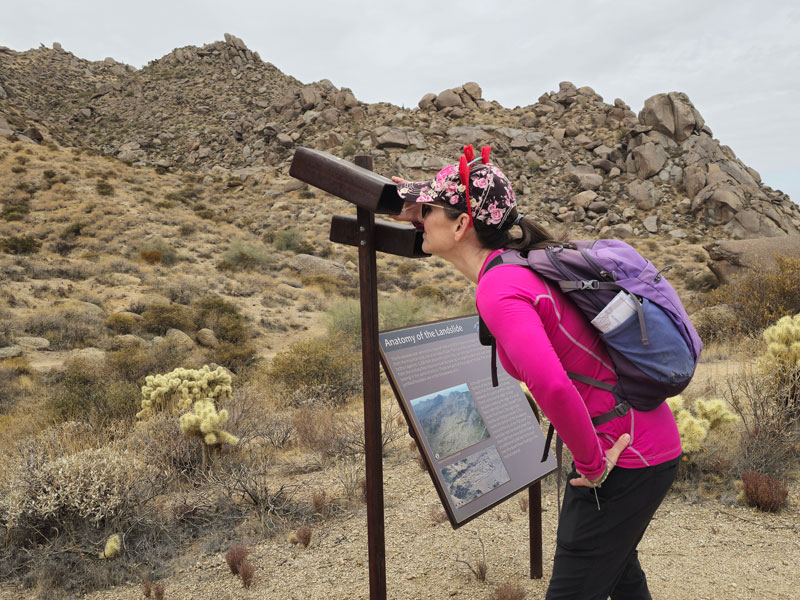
[389,176,422,224]
[569,433,631,488]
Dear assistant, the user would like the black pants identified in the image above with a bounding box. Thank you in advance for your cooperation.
[545,457,680,600]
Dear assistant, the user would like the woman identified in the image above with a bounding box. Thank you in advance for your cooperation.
[393,146,681,600]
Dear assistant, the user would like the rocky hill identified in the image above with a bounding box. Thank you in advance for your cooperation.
[2,34,799,245]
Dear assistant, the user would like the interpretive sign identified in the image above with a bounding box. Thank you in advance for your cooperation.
[379,315,557,527]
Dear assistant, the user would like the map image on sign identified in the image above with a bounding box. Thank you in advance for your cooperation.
[410,383,489,460]
[441,446,510,507]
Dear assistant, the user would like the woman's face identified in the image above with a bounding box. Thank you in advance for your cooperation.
[420,203,455,256]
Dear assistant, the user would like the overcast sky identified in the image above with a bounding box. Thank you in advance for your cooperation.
[3,0,798,203]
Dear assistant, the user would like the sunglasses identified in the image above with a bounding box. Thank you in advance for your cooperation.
[420,203,445,219]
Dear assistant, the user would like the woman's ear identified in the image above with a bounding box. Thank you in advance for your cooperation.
[453,212,472,241]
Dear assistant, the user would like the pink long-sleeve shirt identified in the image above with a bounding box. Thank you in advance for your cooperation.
[476,249,682,481]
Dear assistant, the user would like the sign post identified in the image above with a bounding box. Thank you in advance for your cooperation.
[289,148,549,597]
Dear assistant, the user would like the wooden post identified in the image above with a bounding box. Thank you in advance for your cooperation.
[530,403,544,579]
[354,155,387,599]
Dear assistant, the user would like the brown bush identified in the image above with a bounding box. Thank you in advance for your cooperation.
[140,249,162,264]
[239,561,254,588]
[491,582,527,600]
[225,544,249,575]
[295,526,312,548]
[705,256,800,337]
[105,312,137,334]
[140,304,195,335]
[152,582,165,600]
[741,471,789,512]
[142,578,152,597]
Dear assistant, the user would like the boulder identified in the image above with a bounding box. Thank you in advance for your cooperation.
[571,190,598,209]
[632,143,668,179]
[418,92,436,110]
[15,336,50,350]
[0,345,23,359]
[462,82,482,100]
[643,216,659,233]
[570,172,603,191]
[286,254,356,284]
[691,186,744,225]
[66,347,106,369]
[371,126,410,149]
[196,328,219,348]
[627,180,659,210]
[639,92,705,142]
[165,328,195,352]
[112,334,149,348]
[704,235,800,284]
[434,89,462,109]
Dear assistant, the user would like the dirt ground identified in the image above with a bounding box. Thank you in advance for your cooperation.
[3,360,798,600]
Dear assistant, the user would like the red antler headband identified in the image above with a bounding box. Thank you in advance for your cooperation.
[460,146,474,227]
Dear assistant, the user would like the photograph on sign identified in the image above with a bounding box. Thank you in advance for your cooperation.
[379,315,556,527]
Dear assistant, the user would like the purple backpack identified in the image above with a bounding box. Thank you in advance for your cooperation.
[480,239,703,425]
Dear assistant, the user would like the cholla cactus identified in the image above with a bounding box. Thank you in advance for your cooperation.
[138,365,237,469]
[179,399,239,469]
[137,365,232,420]
[668,395,738,455]
[759,313,800,370]
[101,534,121,559]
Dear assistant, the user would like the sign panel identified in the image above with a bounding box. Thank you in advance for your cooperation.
[379,315,556,527]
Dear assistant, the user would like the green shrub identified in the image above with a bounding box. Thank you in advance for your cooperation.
[138,238,178,266]
[269,335,361,407]
[0,235,41,254]
[107,339,188,384]
[324,300,362,347]
[218,242,271,271]
[273,228,302,252]
[193,297,249,344]
[413,284,447,303]
[47,360,138,425]
[24,308,103,350]
[96,180,115,196]
[212,342,258,373]
[140,304,195,335]
[301,274,357,297]
[60,222,85,239]
[705,256,800,337]
[105,312,137,334]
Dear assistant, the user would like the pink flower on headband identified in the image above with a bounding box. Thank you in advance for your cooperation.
[473,177,488,189]
[488,203,504,224]
[446,181,459,194]
[418,193,433,203]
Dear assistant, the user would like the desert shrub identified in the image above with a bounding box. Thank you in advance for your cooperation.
[105,312,137,334]
[46,359,129,425]
[24,307,103,350]
[218,242,271,271]
[705,256,800,337]
[273,228,302,252]
[722,364,799,479]
[324,299,362,347]
[491,582,527,600]
[1,445,162,537]
[740,470,789,512]
[212,341,258,373]
[96,180,114,196]
[140,303,195,335]
[0,320,14,346]
[139,238,179,266]
[0,235,41,254]
[59,221,85,239]
[301,273,357,297]
[379,295,434,331]
[225,544,249,574]
[193,296,249,343]
[269,334,361,407]
[130,412,204,478]
[413,284,447,302]
[140,249,163,264]
[106,339,187,385]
